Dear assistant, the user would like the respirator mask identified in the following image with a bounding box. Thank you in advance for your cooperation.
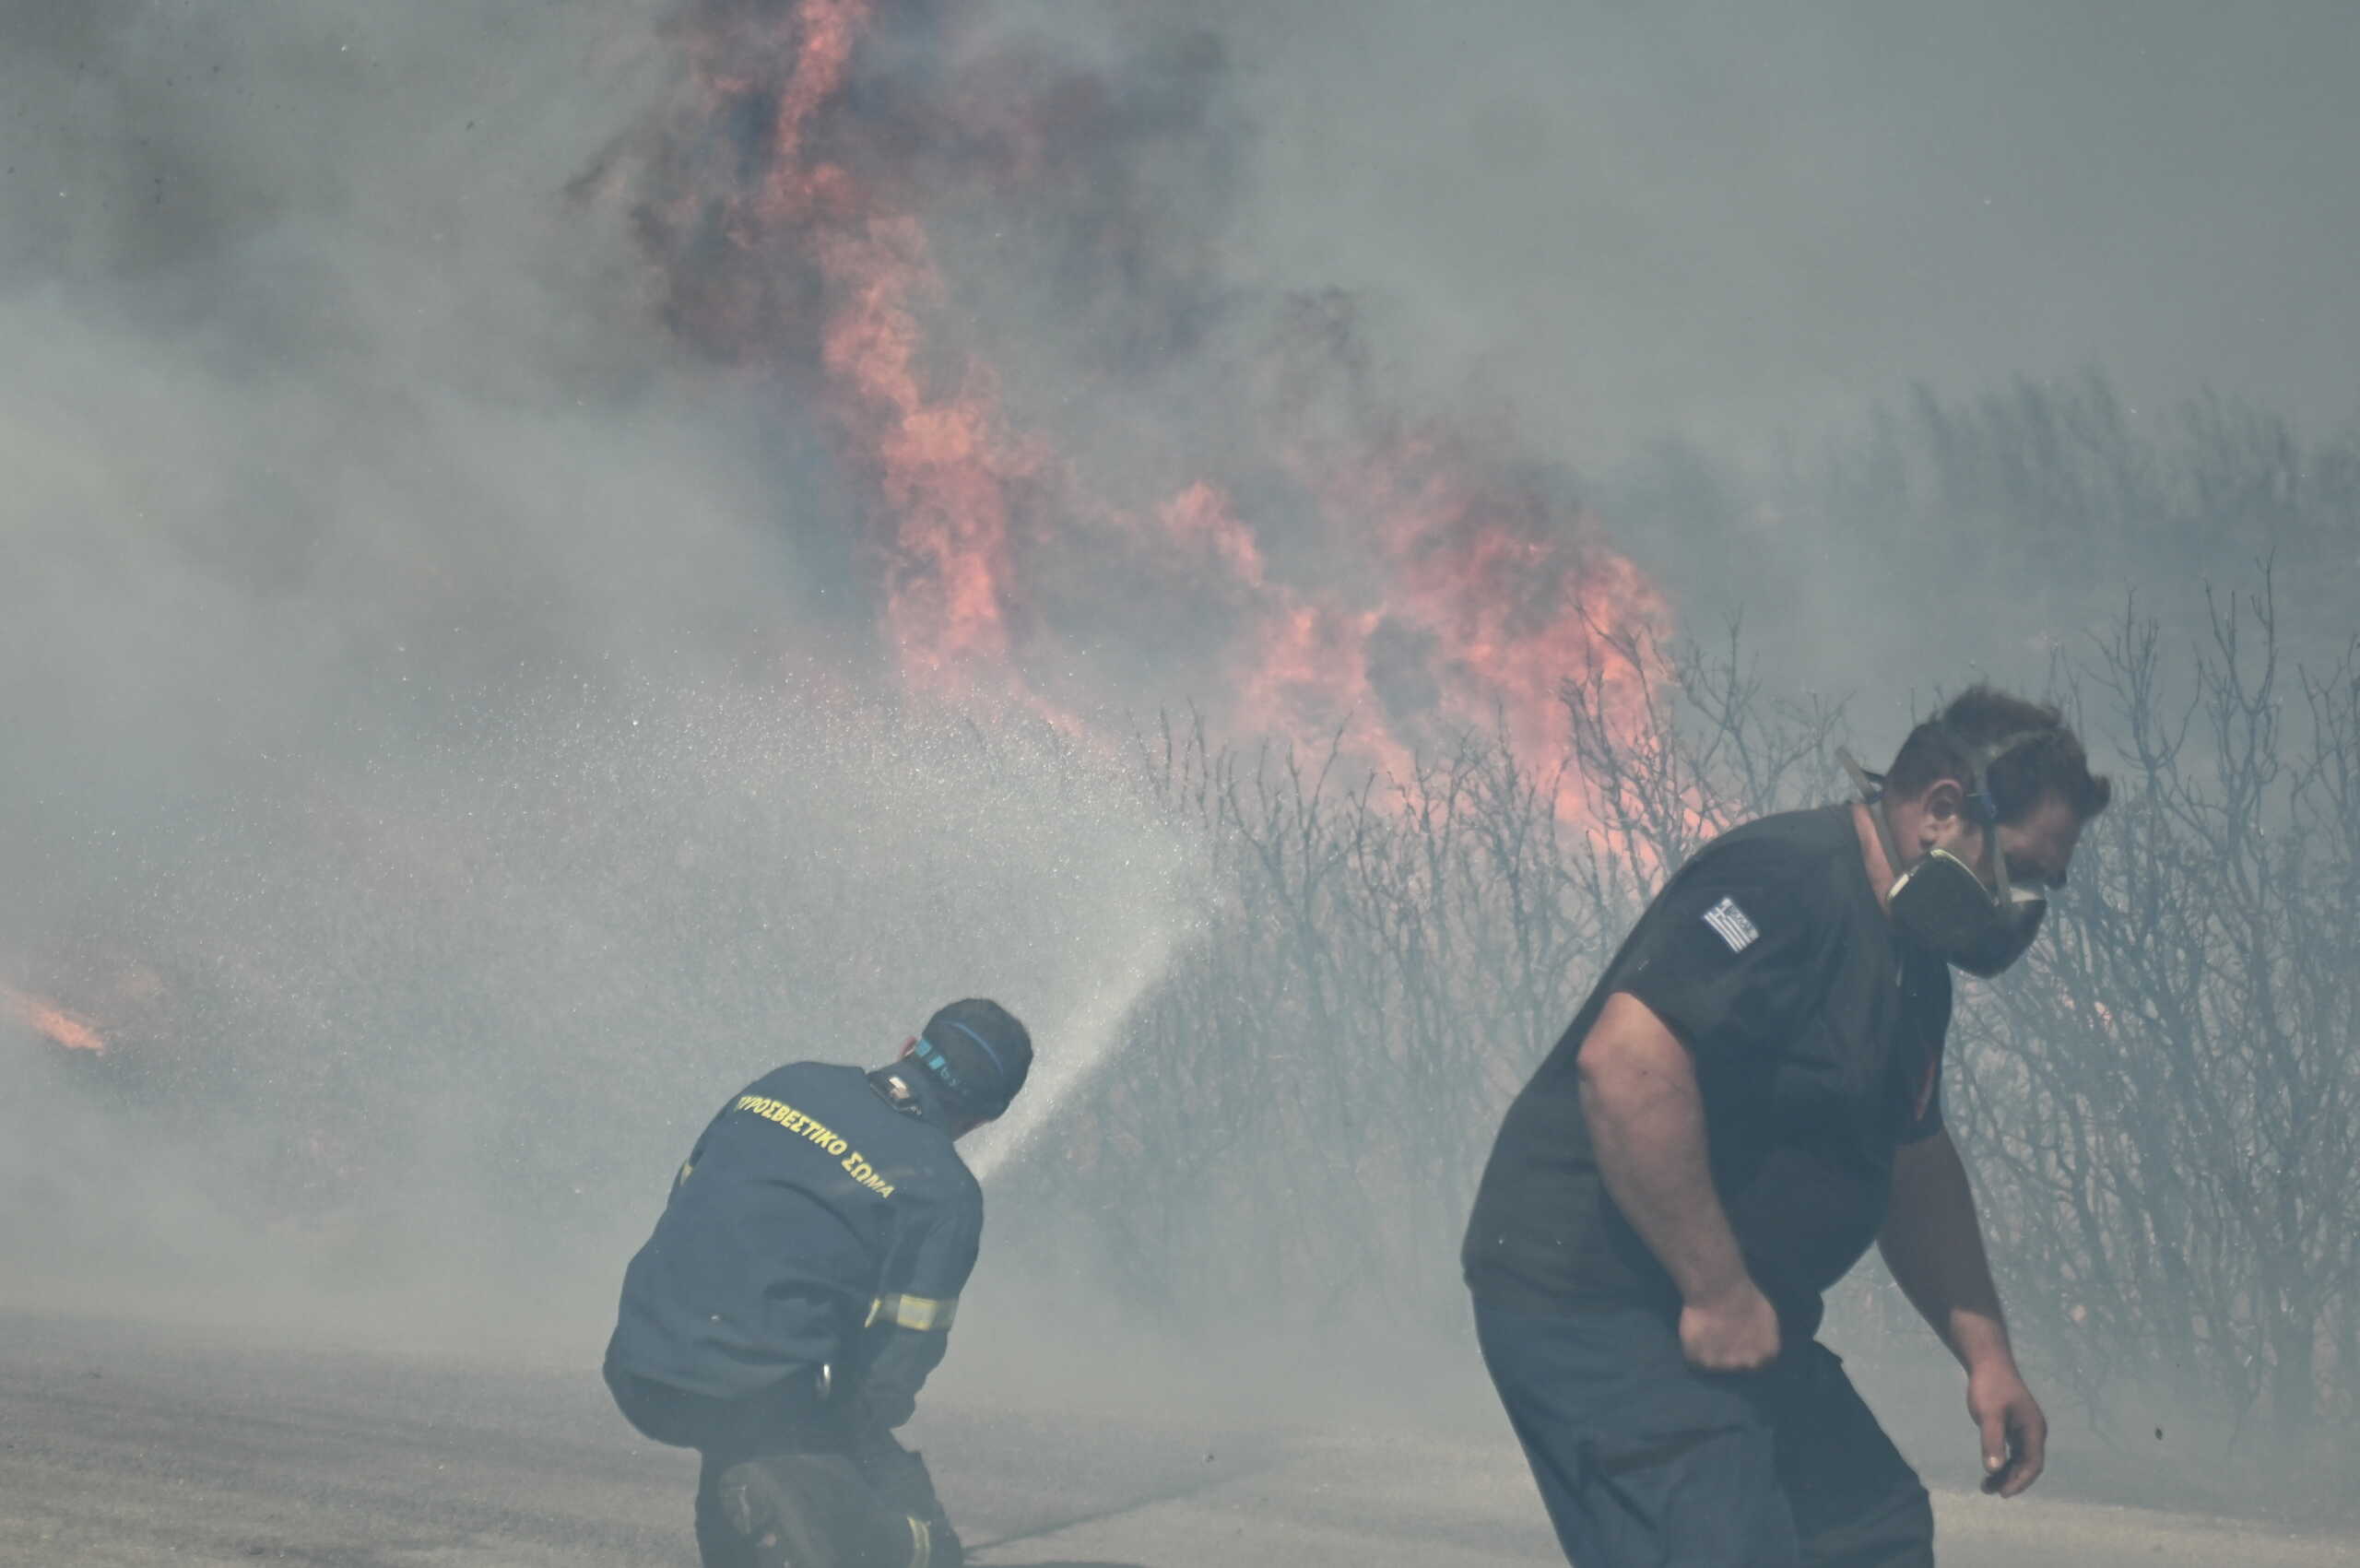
[1837,734,2048,978]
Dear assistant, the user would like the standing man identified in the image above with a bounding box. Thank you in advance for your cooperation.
[605,998,1032,1568]
[1463,688,2109,1566]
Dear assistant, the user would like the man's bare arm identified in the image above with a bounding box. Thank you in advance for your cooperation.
[1578,991,1779,1370]
[1881,1128,2047,1495]
[1881,1129,2011,1365]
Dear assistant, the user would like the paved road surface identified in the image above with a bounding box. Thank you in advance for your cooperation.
[0,1311,2342,1567]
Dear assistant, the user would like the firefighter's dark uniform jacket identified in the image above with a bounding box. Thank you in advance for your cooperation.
[609,1061,982,1434]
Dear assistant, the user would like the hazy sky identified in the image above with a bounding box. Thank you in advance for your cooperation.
[10,2,2352,466]
[1220,0,2360,465]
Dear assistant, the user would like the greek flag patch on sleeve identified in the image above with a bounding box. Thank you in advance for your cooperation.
[1703,896,1760,953]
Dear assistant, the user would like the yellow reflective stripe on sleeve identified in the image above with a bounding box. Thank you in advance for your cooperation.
[867,1292,958,1332]
[905,1514,933,1568]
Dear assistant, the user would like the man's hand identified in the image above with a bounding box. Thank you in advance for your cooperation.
[1881,1132,2046,1494]
[1679,1279,1782,1373]
[1966,1358,2047,1497]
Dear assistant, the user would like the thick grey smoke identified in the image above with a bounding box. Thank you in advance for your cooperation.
[0,2,1199,1339]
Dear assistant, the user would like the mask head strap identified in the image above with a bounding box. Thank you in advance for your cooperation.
[1961,728,2046,825]
[1836,746,1911,875]
[1963,728,2054,902]
[1835,745,1883,805]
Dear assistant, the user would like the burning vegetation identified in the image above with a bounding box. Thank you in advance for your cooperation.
[587,0,1669,780]
[1,984,107,1056]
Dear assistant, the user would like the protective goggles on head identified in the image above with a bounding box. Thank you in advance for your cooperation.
[1838,735,2049,978]
[912,1022,1018,1119]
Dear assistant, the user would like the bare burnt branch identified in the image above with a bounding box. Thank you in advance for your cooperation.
[1053,567,2359,1458]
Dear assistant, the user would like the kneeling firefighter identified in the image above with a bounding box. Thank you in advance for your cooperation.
[604,998,1032,1568]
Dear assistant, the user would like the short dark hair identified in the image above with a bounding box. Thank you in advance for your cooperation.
[1884,685,2111,824]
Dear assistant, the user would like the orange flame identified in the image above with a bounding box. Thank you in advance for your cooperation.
[2,984,107,1055]
[620,1,1673,795]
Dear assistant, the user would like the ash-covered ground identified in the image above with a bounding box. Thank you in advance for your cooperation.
[3,1307,2350,1568]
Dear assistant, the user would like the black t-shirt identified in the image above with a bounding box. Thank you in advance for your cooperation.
[1462,805,1951,1335]
[609,1062,983,1413]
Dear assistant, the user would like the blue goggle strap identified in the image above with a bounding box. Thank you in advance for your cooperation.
[914,1022,1011,1107]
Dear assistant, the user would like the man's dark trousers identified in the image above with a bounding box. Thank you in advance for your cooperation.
[605,1352,950,1568]
[1475,1302,1935,1567]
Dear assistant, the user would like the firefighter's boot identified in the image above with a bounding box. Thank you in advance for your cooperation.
[717,1454,926,1568]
